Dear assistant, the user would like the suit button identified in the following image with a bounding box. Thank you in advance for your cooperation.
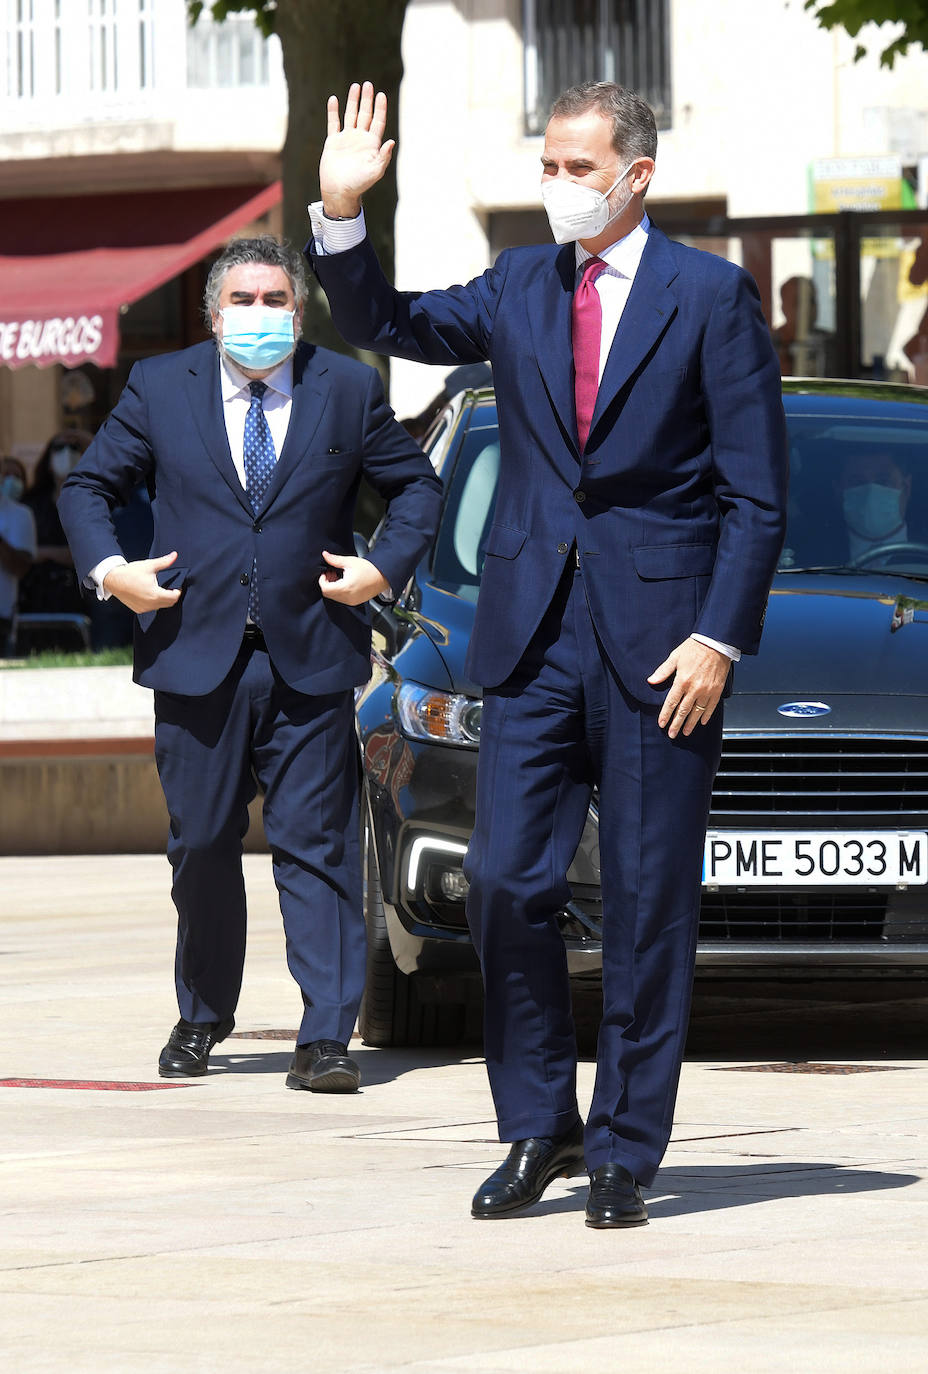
[253,522,262,533]
[240,573,250,585]
[557,542,569,555]
[574,489,586,504]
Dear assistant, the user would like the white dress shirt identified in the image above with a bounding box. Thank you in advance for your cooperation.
[308,203,739,661]
[88,353,294,599]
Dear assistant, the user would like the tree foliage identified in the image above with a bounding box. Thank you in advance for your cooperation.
[186,0,408,362]
[803,0,928,66]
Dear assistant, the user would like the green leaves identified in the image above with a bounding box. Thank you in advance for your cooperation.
[186,1,277,40]
[803,0,928,67]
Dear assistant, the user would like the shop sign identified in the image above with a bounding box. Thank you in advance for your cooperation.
[0,313,112,369]
[810,156,908,214]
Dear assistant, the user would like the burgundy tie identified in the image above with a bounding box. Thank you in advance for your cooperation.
[572,256,607,453]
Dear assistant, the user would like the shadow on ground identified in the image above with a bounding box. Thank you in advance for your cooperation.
[509,1160,921,1221]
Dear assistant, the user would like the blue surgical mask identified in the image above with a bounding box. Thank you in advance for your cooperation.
[1,474,24,502]
[842,483,905,542]
[219,305,296,370]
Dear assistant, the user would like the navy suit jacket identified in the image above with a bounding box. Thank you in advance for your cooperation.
[59,339,443,696]
[311,226,789,701]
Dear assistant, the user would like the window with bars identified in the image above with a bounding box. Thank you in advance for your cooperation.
[186,10,269,89]
[138,0,154,89]
[88,0,118,94]
[523,0,671,136]
[8,0,36,99]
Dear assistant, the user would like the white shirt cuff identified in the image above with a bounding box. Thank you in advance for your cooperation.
[86,555,127,601]
[691,633,741,662]
[307,202,367,255]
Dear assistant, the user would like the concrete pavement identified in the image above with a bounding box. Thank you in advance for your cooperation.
[1,853,927,1372]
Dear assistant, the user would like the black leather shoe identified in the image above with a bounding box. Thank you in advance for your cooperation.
[286,1040,360,1093]
[471,1120,586,1218]
[585,1163,648,1228]
[158,1016,234,1078]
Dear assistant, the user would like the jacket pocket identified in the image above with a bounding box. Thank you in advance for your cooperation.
[483,524,528,559]
[155,565,189,590]
[138,566,188,631]
[632,544,715,580]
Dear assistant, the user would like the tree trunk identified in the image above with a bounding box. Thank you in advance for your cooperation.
[274,0,407,374]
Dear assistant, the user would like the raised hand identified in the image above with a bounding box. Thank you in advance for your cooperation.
[320,81,396,218]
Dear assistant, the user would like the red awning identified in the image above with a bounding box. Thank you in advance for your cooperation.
[0,181,282,371]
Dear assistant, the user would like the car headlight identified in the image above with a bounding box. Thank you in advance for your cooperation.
[395,682,483,747]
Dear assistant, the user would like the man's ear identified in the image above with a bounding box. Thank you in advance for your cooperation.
[632,159,655,195]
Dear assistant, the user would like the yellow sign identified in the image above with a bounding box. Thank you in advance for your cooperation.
[811,156,903,214]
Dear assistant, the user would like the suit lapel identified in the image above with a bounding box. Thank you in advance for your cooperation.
[185,342,331,517]
[527,246,579,464]
[258,342,330,511]
[587,227,679,447]
[185,345,253,515]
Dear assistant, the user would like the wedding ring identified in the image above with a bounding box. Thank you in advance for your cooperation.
[692,704,705,712]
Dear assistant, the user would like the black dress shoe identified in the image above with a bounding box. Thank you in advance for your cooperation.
[286,1039,360,1093]
[158,1016,234,1078]
[585,1163,648,1228]
[471,1119,586,1218]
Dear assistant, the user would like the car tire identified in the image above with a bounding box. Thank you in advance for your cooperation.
[358,814,468,1048]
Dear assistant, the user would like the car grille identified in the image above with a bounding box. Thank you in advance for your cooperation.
[710,734,928,824]
[699,890,888,943]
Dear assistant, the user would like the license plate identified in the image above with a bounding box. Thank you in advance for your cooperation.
[703,831,928,886]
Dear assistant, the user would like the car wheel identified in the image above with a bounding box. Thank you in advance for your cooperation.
[358,814,468,1048]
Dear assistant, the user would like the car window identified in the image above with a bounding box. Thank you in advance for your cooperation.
[429,393,928,589]
[780,405,928,575]
[432,405,500,593]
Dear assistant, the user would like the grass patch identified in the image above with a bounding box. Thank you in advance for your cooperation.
[1,647,134,669]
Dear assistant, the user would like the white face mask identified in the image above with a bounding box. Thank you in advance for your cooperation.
[541,162,637,245]
[842,483,905,542]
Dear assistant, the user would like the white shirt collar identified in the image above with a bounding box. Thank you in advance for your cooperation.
[576,212,650,277]
[219,351,295,402]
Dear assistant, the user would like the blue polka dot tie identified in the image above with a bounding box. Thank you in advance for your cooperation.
[242,380,276,625]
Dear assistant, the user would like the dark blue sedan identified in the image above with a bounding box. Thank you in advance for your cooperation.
[355,380,928,1046]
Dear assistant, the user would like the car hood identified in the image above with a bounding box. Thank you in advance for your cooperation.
[728,574,928,731]
[415,572,928,714]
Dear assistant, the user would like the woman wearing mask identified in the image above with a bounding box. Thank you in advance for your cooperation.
[0,456,37,654]
[18,428,93,630]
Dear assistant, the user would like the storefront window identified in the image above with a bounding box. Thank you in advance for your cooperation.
[858,221,928,385]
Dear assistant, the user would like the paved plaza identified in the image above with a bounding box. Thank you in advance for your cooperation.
[1,853,927,1372]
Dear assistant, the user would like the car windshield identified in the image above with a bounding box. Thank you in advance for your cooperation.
[779,401,928,578]
[430,393,928,591]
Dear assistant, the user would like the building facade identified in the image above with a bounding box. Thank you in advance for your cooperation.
[3,1,928,438]
[391,0,928,415]
[0,0,286,466]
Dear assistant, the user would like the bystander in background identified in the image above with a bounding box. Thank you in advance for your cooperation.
[0,456,36,655]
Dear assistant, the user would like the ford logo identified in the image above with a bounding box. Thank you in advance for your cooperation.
[777,701,832,718]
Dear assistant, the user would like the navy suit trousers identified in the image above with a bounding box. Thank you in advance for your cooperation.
[464,564,722,1187]
[153,637,364,1046]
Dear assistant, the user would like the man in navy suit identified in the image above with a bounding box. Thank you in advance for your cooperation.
[310,83,788,1222]
[59,236,442,1092]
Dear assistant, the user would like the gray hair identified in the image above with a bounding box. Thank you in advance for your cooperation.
[549,82,657,162]
[203,235,308,325]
